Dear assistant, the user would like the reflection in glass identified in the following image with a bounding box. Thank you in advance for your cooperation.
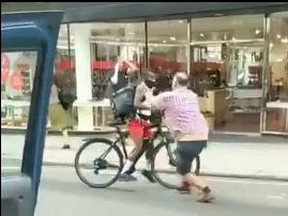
[265,11,288,134]
[190,15,264,133]
[148,20,188,77]
[1,51,38,176]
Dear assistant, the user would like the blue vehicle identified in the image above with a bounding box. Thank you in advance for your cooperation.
[1,11,63,216]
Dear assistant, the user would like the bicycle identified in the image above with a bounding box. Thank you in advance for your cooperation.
[74,118,200,189]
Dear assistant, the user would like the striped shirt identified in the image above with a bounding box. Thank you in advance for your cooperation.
[152,87,209,140]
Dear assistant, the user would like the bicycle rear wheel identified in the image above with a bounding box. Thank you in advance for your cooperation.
[74,138,123,188]
[151,142,200,189]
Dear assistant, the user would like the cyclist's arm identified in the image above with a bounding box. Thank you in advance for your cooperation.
[151,93,166,111]
[124,60,139,71]
[110,62,120,84]
[134,84,150,109]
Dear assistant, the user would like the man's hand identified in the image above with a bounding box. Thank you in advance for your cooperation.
[152,88,160,96]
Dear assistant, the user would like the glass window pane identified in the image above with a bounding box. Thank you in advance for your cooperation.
[191,14,264,42]
[190,15,264,134]
[1,51,38,176]
[147,19,188,91]
[265,11,288,133]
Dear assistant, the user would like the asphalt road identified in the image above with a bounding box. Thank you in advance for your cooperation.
[35,166,288,216]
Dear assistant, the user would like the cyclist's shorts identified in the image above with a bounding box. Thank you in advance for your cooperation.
[128,119,153,140]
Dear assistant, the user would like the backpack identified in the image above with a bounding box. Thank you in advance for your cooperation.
[58,88,77,111]
[110,85,136,121]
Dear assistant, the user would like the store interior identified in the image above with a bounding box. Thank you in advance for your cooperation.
[1,12,288,134]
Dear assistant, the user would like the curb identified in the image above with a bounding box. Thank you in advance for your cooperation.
[2,128,287,143]
[42,161,288,182]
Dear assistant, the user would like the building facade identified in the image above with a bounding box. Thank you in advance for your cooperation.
[1,3,288,136]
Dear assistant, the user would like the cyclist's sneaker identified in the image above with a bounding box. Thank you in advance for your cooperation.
[126,166,136,175]
[141,169,156,183]
[118,173,137,182]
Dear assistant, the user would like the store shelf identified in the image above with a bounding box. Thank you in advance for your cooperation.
[266,102,288,109]
[1,100,30,107]
[231,110,260,114]
[73,99,110,107]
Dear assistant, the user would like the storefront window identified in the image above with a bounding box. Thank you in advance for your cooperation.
[1,51,38,174]
[191,15,265,133]
[90,22,145,100]
[55,25,76,93]
[147,19,188,90]
[88,22,145,126]
[265,11,288,134]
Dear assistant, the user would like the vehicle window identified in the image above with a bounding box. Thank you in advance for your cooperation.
[1,51,38,176]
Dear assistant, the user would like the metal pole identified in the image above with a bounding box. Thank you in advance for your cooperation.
[187,19,191,75]
[145,21,149,71]
[67,24,72,70]
[260,14,270,133]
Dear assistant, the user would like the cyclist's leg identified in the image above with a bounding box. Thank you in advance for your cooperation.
[120,120,144,178]
[126,142,147,175]
[145,139,154,165]
[141,139,156,182]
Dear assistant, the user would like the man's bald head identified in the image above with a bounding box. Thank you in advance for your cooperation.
[172,72,189,89]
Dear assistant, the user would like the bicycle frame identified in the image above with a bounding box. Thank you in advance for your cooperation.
[95,122,174,170]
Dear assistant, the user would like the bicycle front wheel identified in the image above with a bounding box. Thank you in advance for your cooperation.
[74,138,123,188]
[151,142,200,189]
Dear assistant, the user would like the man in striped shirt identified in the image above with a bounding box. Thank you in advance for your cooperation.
[151,72,214,202]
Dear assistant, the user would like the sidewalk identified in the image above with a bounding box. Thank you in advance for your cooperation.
[2,133,288,181]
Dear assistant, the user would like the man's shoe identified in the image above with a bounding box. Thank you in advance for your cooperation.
[177,181,191,194]
[62,144,70,149]
[118,173,137,182]
[196,186,215,203]
[141,169,156,183]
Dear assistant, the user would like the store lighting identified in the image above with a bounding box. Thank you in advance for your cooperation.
[128,32,135,35]
[255,29,261,35]
[200,33,205,38]
[116,38,120,42]
[169,36,176,41]
[232,37,236,41]
[269,43,274,50]
[178,20,184,24]
[163,40,167,43]
[281,37,288,43]
[277,34,282,39]
[214,13,224,17]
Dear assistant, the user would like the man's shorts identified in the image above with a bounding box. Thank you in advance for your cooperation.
[176,140,207,175]
[127,119,153,140]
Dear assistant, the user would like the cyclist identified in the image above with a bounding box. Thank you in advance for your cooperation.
[119,70,157,182]
[107,60,157,182]
[151,72,214,202]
